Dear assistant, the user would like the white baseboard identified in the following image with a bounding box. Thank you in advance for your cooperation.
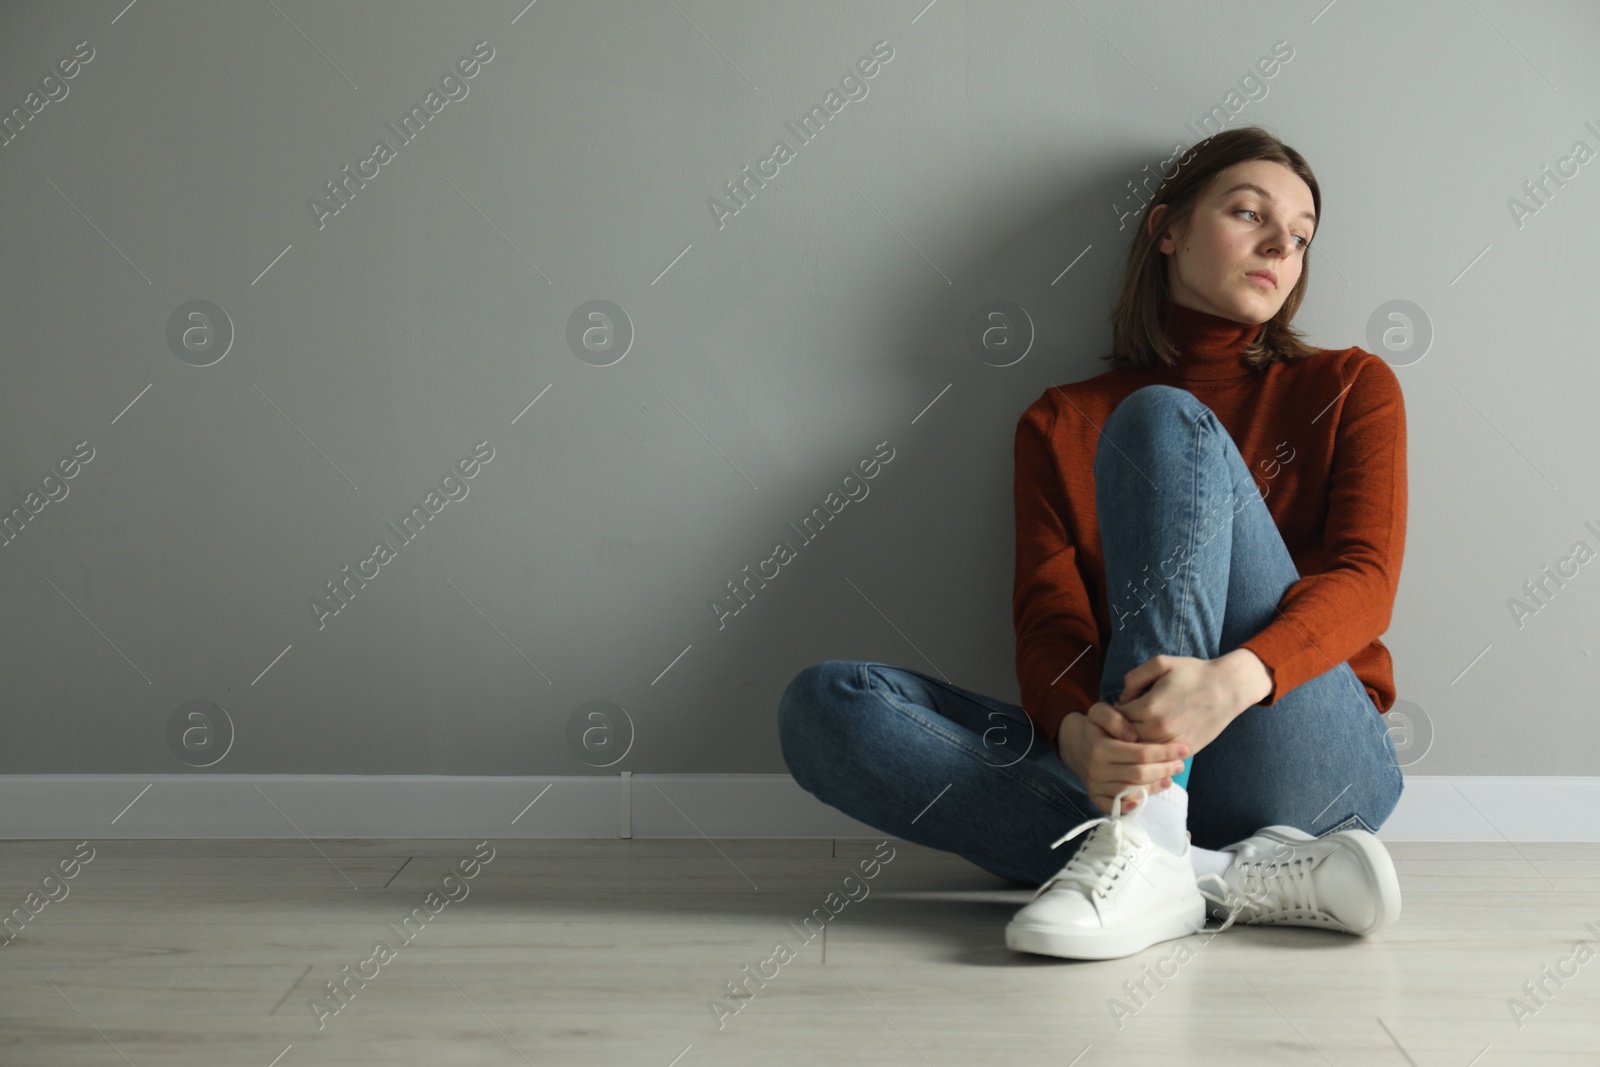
[0,773,1594,841]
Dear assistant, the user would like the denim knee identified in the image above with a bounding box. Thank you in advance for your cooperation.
[777,661,859,785]
[1095,384,1209,475]
[1106,383,1208,434]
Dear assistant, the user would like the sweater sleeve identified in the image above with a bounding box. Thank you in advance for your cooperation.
[1013,399,1103,746]
[1237,353,1408,705]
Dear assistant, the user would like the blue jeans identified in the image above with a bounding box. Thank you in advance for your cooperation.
[778,385,1404,887]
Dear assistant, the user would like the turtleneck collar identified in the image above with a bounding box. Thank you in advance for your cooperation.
[1154,298,1263,380]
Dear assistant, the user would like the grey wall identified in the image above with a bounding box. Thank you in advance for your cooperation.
[1,0,1595,776]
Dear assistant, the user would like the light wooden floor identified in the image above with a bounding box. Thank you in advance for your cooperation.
[1,837,1598,1065]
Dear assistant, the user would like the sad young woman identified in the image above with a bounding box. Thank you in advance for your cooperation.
[778,125,1407,960]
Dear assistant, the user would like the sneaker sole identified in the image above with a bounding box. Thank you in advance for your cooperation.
[1250,824,1402,936]
[1005,895,1207,960]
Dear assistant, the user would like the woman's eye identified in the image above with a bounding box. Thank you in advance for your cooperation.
[1237,209,1308,249]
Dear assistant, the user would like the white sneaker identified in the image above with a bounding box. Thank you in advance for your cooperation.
[1197,824,1402,936]
[1005,785,1208,960]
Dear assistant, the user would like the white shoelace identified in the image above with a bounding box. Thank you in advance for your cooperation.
[1197,849,1333,932]
[1032,785,1148,902]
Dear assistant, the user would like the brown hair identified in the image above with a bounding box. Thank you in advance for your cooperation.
[1104,126,1322,373]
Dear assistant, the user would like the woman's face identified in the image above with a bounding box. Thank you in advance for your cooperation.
[1148,159,1317,325]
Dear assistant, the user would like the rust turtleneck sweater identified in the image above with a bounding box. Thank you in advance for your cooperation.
[1012,299,1408,746]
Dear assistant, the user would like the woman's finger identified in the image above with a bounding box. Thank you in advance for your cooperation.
[1103,738,1188,765]
[1086,701,1137,742]
[1098,762,1181,804]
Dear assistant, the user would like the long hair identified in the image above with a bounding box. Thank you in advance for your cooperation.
[1105,127,1322,373]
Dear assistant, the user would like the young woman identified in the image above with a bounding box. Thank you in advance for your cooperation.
[777,126,1408,961]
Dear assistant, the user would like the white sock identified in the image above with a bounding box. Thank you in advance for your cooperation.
[1130,784,1236,878]
[1129,783,1189,856]
[1190,845,1235,880]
